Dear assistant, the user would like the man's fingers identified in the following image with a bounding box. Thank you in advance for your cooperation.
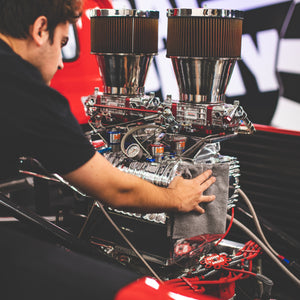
[194,205,205,214]
[194,195,215,213]
[199,176,216,191]
[193,169,213,185]
[200,195,216,203]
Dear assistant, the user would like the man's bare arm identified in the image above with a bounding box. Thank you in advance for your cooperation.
[63,152,216,213]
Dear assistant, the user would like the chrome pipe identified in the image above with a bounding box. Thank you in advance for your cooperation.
[170,57,238,103]
[96,54,154,96]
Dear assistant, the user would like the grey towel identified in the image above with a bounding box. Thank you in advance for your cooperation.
[168,162,229,239]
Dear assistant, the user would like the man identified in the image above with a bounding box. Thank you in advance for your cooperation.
[0,0,216,214]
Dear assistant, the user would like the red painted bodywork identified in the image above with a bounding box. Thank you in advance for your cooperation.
[50,0,113,124]
[115,277,221,300]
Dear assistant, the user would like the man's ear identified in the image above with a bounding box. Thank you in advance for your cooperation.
[30,16,49,46]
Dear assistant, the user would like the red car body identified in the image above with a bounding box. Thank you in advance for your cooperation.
[115,278,221,300]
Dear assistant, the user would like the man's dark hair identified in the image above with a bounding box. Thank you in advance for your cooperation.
[0,0,82,42]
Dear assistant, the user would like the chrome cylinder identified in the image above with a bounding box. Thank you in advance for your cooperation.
[167,8,243,103]
[91,9,158,96]
[171,57,237,103]
[96,54,154,96]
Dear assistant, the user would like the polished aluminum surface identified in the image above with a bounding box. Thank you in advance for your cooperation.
[170,57,237,103]
[91,8,159,18]
[167,8,243,19]
[105,150,239,208]
[96,54,154,96]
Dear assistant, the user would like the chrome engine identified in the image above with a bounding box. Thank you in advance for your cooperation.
[78,8,263,298]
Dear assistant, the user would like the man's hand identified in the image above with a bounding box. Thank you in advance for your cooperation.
[168,170,216,214]
[65,152,216,213]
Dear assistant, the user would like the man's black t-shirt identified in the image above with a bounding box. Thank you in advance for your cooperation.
[0,39,95,180]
